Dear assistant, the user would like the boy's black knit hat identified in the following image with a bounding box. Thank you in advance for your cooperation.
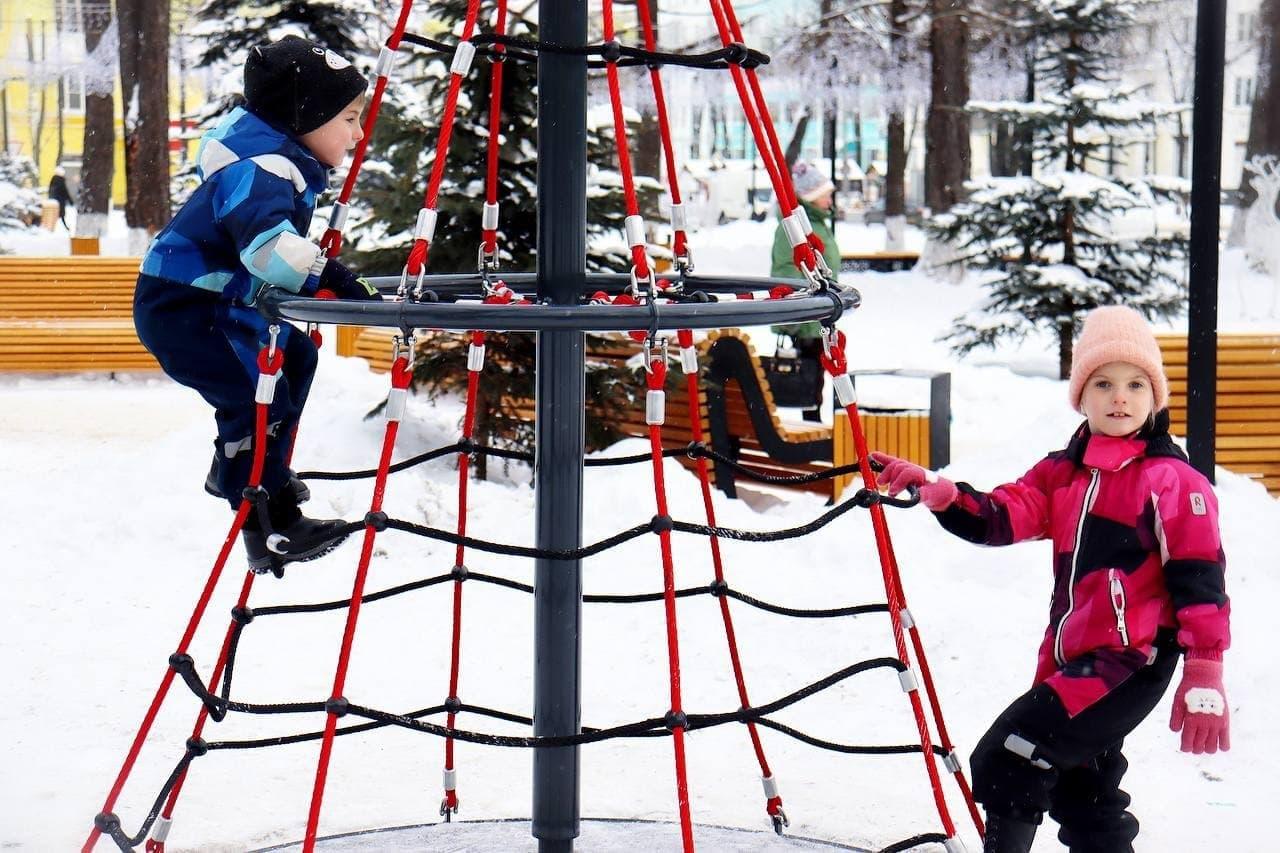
[244,35,367,136]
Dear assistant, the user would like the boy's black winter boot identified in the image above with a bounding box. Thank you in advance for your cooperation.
[982,812,1039,853]
[205,453,310,503]
[240,487,348,575]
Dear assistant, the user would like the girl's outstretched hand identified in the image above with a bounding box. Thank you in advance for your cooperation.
[870,452,958,511]
[1169,654,1230,754]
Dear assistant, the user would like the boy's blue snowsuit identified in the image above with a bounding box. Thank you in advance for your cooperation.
[134,107,331,506]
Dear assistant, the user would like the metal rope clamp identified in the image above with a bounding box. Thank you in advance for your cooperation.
[674,244,694,276]
[642,335,669,375]
[627,262,655,301]
[477,244,500,276]
[397,263,429,302]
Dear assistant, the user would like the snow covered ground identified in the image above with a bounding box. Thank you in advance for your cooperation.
[1,219,1278,852]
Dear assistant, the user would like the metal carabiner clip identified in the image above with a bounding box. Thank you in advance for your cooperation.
[392,331,416,370]
[267,323,281,359]
[477,244,499,276]
[674,245,695,277]
[628,264,653,301]
[642,335,668,374]
[820,323,840,359]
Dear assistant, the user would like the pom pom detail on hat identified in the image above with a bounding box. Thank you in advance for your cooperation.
[244,35,367,137]
[791,160,835,204]
[1067,305,1169,413]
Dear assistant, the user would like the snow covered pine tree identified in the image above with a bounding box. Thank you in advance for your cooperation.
[344,0,654,478]
[925,0,1188,379]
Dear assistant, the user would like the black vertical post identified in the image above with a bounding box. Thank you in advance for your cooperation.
[532,0,586,848]
[1187,0,1226,481]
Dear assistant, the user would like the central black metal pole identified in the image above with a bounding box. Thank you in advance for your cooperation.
[1186,0,1226,481]
[532,0,586,848]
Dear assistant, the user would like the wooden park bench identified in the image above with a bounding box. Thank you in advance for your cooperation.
[839,250,919,273]
[1158,333,1280,496]
[0,256,157,373]
[336,324,946,501]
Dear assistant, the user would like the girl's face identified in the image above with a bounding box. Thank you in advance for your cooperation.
[299,95,365,168]
[1081,361,1155,437]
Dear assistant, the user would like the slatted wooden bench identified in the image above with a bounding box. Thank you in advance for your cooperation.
[1158,333,1280,495]
[0,256,157,373]
[337,324,943,500]
[839,251,919,273]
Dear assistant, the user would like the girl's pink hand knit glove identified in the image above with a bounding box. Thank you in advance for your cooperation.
[870,452,958,511]
[1169,654,1230,754]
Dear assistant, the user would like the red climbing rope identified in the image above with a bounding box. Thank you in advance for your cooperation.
[480,0,510,266]
[714,0,831,274]
[642,346,695,852]
[702,0,821,281]
[633,0,691,269]
[145,571,257,853]
[319,0,417,257]
[404,0,485,280]
[83,337,285,853]
[675,329,787,830]
[888,542,986,837]
[601,0,653,284]
[302,347,415,852]
[438,328,491,818]
[818,329,962,846]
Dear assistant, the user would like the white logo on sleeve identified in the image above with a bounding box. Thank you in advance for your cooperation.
[1184,687,1225,716]
[1190,492,1207,516]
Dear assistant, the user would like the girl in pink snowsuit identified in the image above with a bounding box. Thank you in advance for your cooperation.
[874,306,1230,853]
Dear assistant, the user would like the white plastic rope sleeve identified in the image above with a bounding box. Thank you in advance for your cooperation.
[624,214,645,249]
[386,387,408,422]
[670,203,687,231]
[415,208,439,243]
[646,390,665,425]
[782,213,806,248]
[376,46,396,78]
[832,374,856,407]
[451,41,477,75]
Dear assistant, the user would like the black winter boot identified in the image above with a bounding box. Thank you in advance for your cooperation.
[240,488,348,575]
[205,454,310,504]
[983,812,1039,853]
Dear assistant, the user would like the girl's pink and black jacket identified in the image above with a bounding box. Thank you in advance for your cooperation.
[934,415,1230,716]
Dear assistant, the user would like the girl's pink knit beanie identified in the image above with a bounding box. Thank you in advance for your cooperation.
[1067,305,1169,413]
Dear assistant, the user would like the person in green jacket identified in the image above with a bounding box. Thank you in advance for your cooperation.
[770,160,840,421]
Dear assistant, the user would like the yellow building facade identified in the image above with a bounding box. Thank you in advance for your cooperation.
[0,0,205,204]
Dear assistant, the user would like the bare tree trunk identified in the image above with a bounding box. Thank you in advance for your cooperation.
[925,0,970,212]
[784,106,811,170]
[884,0,908,248]
[118,0,171,253]
[77,5,114,239]
[1228,0,1279,245]
[1059,319,1073,381]
[26,20,48,174]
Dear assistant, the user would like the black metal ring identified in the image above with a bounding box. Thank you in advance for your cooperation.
[257,276,860,334]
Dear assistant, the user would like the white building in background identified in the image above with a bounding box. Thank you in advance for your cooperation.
[968,0,1262,193]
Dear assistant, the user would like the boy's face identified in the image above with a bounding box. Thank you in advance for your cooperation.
[299,95,365,168]
[1081,361,1155,437]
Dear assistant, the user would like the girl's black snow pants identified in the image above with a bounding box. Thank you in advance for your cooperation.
[969,631,1180,853]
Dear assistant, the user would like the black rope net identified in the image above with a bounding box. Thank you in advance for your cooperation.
[88,418,969,853]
